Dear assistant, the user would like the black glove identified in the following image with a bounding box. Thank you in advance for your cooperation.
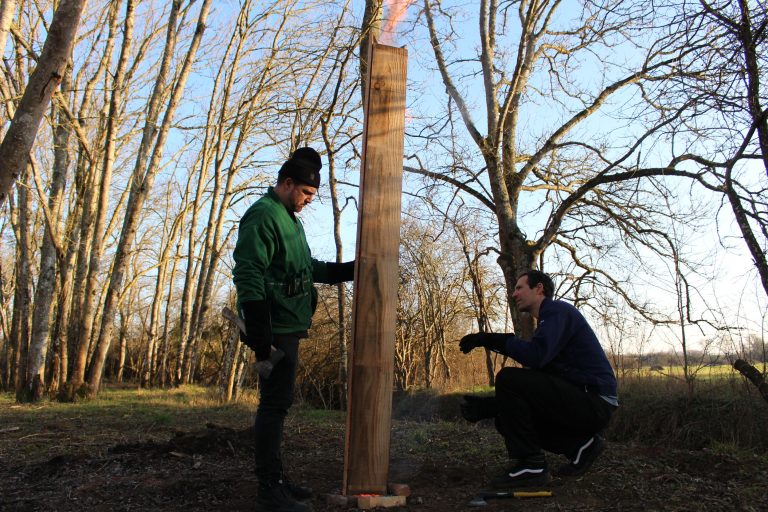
[460,394,497,422]
[459,332,509,354]
[240,300,273,362]
[326,260,355,284]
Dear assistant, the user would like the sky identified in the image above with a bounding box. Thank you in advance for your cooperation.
[289,0,768,356]
[4,0,762,358]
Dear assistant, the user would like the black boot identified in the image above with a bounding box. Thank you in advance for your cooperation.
[256,479,313,512]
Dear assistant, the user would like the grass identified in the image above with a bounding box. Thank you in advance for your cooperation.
[2,370,767,468]
[628,363,748,380]
[610,375,768,451]
[0,385,258,464]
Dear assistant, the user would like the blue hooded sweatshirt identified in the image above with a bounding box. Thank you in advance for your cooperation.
[501,297,618,397]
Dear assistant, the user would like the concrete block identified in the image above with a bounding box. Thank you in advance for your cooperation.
[387,483,411,497]
[356,495,407,509]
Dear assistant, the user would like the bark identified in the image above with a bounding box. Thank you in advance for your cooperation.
[220,323,240,402]
[86,0,212,394]
[141,182,184,388]
[159,239,181,387]
[116,310,128,383]
[456,226,497,385]
[10,169,31,401]
[176,161,204,384]
[422,0,695,338]
[0,262,9,389]
[67,0,131,395]
[61,4,121,377]
[724,162,768,296]
[0,0,16,62]
[51,212,79,392]
[327,148,349,406]
[733,359,768,404]
[360,0,383,105]
[22,67,73,402]
[735,0,768,180]
[0,0,87,208]
[233,344,248,401]
[183,3,265,382]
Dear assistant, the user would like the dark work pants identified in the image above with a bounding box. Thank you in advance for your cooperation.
[254,333,300,481]
[494,367,615,461]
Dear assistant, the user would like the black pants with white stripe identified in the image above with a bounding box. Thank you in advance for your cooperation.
[494,367,615,461]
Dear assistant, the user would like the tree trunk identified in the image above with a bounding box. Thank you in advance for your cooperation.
[0,261,10,389]
[11,169,31,401]
[359,0,383,105]
[66,0,124,398]
[0,0,87,208]
[0,0,16,61]
[116,310,128,383]
[141,186,181,387]
[159,239,181,388]
[220,325,240,402]
[233,344,248,401]
[65,158,98,395]
[87,0,212,395]
[23,64,74,402]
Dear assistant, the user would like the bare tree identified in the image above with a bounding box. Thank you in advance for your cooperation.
[319,0,363,408]
[399,213,468,388]
[415,0,719,337]
[452,212,506,385]
[653,0,768,298]
[20,66,74,402]
[64,0,134,398]
[140,177,188,388]
[86,0,213,395]
[9,169,31,399]
[0,0,86,208]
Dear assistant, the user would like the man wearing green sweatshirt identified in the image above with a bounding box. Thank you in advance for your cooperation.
[233,147,353,512]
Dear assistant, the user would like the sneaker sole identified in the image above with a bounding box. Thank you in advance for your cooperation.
[491,472,552,489]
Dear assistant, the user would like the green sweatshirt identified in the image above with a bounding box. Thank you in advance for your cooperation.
[232,187,331,333]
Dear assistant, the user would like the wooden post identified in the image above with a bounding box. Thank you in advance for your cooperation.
[343,39,408,495]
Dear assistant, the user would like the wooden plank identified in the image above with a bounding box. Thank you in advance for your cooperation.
[343,39,408,496]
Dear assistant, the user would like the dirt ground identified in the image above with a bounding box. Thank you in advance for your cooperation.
[2,396,768,512]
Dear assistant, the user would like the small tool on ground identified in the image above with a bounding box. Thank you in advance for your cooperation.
[221,307,284,379]
[468,490,553,507]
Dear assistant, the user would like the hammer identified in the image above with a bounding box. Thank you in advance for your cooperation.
[468,490,552,507]
[221,306,285,379]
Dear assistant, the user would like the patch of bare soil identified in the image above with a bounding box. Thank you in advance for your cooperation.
[2,417,767,511]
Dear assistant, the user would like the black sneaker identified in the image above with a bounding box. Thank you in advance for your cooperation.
[256,480,313,512]
[491,457,551,489]
[282,477,313,501]
[556,435,606,477]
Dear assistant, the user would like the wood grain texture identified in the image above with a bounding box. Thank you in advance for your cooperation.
[343,40,408,495]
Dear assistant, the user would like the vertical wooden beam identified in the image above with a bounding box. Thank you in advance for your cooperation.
[343,40,408,496]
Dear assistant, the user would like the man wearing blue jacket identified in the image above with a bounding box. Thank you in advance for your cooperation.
[459,270,618,488]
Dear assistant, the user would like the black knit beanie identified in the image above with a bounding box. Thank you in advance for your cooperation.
[278,147,322,188]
